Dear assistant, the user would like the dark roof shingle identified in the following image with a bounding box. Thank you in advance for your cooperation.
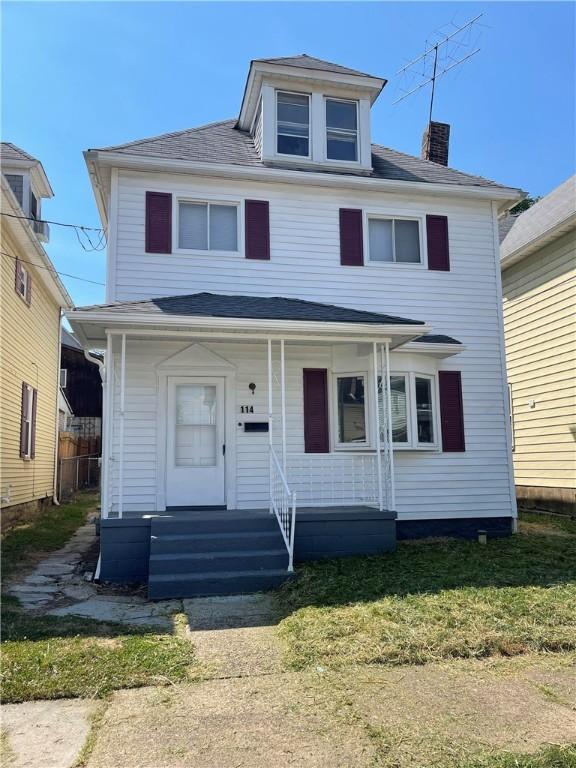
[95,120,512,190]
[253,54,382,80]
[74,292,425,326]
[0,142,38,163]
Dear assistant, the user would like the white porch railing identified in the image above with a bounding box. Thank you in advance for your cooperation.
[287,452,384,508]
[269,446,297,572]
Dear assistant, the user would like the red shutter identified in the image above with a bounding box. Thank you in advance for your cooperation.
[339,208,364,266]
[26,272,32,305]
[145,192,172,253]
[439,371,465,451]
[245,200,270,260]
[30,388,37,459]
[426,215,450,271]
[15,258,21,292]
[303,369,330,453]
[20,383,29,458]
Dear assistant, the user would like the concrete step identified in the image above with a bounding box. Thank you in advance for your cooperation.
[150,530,284,555]
[148,569,292,599]
[150,516,278,536]
[149,549,289,575]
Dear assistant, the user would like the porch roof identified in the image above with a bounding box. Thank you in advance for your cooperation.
[68,292,433,348]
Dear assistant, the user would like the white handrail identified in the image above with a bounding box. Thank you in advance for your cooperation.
[269,446,297,572]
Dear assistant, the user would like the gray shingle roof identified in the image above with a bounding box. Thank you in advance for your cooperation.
[498,213,520,243]
[95,119,511,190]
[0,142,38,163]
[74,292,425,326]
[61,328,83,350]
[253,54,382,80]
[413,334,461,345]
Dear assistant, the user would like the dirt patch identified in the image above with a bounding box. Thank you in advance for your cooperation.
[84,673,373,768]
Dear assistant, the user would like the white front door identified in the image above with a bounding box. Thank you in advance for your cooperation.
[166,377,226,507]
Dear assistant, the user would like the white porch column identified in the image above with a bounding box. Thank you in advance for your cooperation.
[372,342,384,511]
[267,338,273,514]
[102,331,114,518]
[118,333,126,519]
[280,339,287,473]
[384,341,397,511]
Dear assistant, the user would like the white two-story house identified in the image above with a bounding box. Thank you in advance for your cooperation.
[68,55,524,598]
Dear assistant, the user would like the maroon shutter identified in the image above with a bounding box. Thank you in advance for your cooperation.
[15,258,21,292]
[339,209,363,266]
[145,192,172,253]
[26,272,32,305]
[439,371,465,451]
[426,215,450,271]
[20,383,29,458]
[303,369,330,453]
[245,200,270,260]
[30,388,37,459]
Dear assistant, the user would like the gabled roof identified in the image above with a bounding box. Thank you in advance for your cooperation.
[253,54,381,80]
[94,119,510,190]
[500,175,576,267]
[0,142,38,163]
[73,292,425,327]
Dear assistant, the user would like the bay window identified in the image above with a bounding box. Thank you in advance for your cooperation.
[378,372,438,449]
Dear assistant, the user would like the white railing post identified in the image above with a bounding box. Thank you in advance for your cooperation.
[384,342,396,511]
[280,339,287,475]
[372,342,384,511]
[118,333,126,519]
[102,332,113,519]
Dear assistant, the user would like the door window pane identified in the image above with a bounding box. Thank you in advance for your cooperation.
[337,376,366,444]
[175,384,217,466]
[210,204,237,251]
[277,92,309,156]
[415,377,434,444]
[395,219,421,263]
[369,219,394,262]
[179,202,208,250]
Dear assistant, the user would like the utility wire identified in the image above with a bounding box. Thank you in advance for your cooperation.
[1,249,105,286]
[0,211,105,232]
[1,212,107,252]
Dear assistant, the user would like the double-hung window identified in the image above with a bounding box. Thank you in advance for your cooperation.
[276,91,310,157]
[378,373,437,448]
[326,98,358,161]
[178,201,238,252]
[335,374,367,446]
[368,217,421,264]
[15,260,31,304]
[20,383,37,459]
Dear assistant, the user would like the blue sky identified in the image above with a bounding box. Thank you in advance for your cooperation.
[2,1,575,306]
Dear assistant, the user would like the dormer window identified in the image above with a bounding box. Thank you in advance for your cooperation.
[276,91,310,157]
[326,99,358,162]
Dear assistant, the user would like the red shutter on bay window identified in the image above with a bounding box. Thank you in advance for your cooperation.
[20,382,29,458]
[245,200,270,260]
[30,388,37,459]
[303,369,330,453]
[145,192,172,253]
[439,371,465,451]
[339,208,364,266]
[426,215,450,271]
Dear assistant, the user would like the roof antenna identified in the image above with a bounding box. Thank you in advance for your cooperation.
[393,14,486,157]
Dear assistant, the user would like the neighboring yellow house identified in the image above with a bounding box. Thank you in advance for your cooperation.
[501,176,576,513]
[1,143,72,524]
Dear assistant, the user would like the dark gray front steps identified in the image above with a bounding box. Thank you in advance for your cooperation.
[148,514,291,599]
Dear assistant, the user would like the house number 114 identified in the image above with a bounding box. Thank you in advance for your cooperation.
[240,405,254,414]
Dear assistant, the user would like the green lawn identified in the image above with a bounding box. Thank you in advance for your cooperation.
[464,745,576,768]
[1,605,200,703]
[1,491,99,582]
[277,513,576,669]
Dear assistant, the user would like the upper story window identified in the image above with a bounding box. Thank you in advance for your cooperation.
[15,259,31,305]
[5,174,24,207]
[368,216,422,264]
[178,201,238,253]
[30,191,38,220]
[276,91,310,157]
[326,99,358,162]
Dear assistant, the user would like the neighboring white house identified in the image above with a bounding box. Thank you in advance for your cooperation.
[68,55,524,597]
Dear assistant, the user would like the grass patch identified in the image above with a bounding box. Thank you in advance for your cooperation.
[277,516,576,669]
[1,605,200,703]
[1,492,98,582]
[463,744,576,767]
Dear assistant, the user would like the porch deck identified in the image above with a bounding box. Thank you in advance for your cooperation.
[99,505,397,597]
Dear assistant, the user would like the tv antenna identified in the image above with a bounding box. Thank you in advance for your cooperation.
[393,14,485,126]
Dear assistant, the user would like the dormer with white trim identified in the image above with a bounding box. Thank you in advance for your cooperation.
[1,143,53,242]
[237,55,386,174]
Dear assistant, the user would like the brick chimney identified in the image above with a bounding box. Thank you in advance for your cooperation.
[422,121,450,166]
